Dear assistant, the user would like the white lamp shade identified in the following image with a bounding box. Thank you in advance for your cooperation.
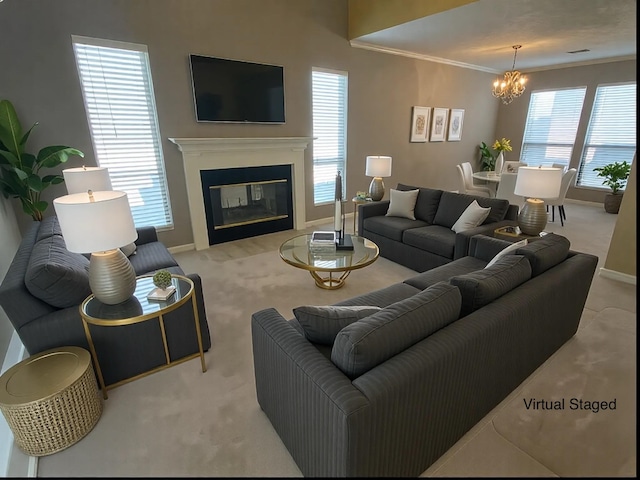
[514,167,563,199]
[63,166,112,194]
[365,156,392,177]
[53,191,138,253]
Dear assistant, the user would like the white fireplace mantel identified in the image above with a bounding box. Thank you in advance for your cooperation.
[169,137,313,250]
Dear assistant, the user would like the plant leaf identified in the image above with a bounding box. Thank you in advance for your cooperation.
[19,122,38,148]
[13,167,29,180]
[27,174,44,192]
[37,146,84,169]
[42,174,64,185]
[0,149,19,167]
[0,100,23,158]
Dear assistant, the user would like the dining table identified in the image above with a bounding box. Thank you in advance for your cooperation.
[472,170,501,197]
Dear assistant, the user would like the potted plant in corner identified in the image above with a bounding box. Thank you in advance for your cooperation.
[593,160,631,214]
[479,142,495,171]
[0,99,84,221]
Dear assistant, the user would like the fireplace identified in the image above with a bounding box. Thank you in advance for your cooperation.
[169,137,312,250]
[201,165,293,244]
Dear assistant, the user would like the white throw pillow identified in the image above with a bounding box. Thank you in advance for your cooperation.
[485,239,528,268]
[386,189,420,220]
[451,200,491,233]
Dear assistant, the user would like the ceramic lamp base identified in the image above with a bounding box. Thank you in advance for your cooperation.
[518,198,547,236]
[89,249,136,305]
[368,177,385,201]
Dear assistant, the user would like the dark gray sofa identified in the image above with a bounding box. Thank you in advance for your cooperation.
[251,233,598,477]
[358,184,519,272]
[0,216,211,387]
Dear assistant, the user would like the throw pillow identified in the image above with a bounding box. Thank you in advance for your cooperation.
[451,200,491,233]
[293,305,382,345]
[385,188,420,220]
[485,239,528,268]
[331,282,462,379]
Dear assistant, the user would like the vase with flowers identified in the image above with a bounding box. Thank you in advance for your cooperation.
[492,137,512,172]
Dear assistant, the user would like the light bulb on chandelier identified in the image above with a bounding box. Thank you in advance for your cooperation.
[492,45,527,105]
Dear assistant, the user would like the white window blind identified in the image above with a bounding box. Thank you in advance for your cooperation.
[72,36,173,229]
[520,88,586,168]
[577,83,636,188]
[312,69,347,205]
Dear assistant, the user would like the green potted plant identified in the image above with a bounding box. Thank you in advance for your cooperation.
[593,160,631,214]
[0,99,84,221]
[479,142,495,171]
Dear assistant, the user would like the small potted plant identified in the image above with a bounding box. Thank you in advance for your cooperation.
[149,269,175,300]
[479,142,495,171]
[593,160,631,214]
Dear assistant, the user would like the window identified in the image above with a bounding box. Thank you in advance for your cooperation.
[520,88,586,168]
[312,68,348,205]
[577,83,636,188]
[72,36,173,229]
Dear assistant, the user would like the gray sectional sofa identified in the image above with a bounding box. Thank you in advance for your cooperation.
[0,216,211,386]
[358,184,519,272]
[251,233,598,477]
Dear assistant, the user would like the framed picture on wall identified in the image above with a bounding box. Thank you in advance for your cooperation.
[430,108,448,142]
[410,106,431,142]
[447,109,465,141]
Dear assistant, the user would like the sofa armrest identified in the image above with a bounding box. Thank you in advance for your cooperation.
[251,308,370,476]
[468,235,513,262]
[358,200,390,235]
[135,226,158,245]
[453,219,518,259]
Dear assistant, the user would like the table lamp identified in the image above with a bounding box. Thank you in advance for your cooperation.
[514,167,563,236]
[62,166,112,194]
[365,155,392,201]
[53,190,138,305]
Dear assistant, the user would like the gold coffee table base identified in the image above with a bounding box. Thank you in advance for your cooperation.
[310,270,352,289]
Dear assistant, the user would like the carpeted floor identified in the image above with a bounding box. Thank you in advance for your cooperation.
[36,201,636,477]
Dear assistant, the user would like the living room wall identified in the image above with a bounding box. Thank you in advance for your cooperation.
[0,0,499,248]
[0,198,21,360]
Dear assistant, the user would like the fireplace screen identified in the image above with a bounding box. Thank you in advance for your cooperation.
[209,179,289,229]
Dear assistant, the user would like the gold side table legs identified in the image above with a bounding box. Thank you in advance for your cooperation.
[310,270,352,289]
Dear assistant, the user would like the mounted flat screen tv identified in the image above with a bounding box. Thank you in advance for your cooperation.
[189,54,285,124]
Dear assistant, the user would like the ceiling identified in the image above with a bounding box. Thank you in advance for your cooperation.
[350,0,637,73]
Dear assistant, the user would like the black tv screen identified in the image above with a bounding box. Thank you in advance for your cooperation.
[189,54,285,124]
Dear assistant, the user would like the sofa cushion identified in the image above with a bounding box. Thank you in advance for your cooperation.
[386,188,420,220]
[451,200,491,233]
[397,184,443,224]
[403,225,456,259]
[331,282,462,379]
[334,282,421,308]
[515,233,570,277]
[486,239,528,268]
[35,216,63,242]
[363,215,428,242]
[128,242,179,275]
[403,256,487,290]
[433,191,510,228]
[24,234,92,309]
[293,305,382,345]
[450,254,531,316]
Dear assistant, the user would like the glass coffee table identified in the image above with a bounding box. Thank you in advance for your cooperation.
[279,234,379,289]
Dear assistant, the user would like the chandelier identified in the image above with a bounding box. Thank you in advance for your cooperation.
[492,45,526,105]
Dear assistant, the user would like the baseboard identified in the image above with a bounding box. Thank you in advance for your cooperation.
[599,267,636,285]
[167,243,195,254]
[1,332,38,477]
[565,198,603,207]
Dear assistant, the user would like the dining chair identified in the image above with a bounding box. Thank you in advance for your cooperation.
[458,163,492,197]
[552,162,568,173]
[501,161,527,174]
[494,172,524,209]
[541,168,577,226]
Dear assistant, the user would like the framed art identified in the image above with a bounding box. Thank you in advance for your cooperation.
[410,106,431,142]
[430,108,448,142]
[447,109,465,141]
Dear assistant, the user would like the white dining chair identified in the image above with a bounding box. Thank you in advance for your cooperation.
[458,163,492,197]
[494,172,524,209]
[541,168,577,226]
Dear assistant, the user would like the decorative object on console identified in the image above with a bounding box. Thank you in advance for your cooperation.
[410,106,430,142]
[447,109,465,141]
[430,108,448,142]
[334,171,353,250]
[514,167,562,236]
[0,98,84,221]
[365,155,392,201]
[53,190,138,305]
[492,45,526,105]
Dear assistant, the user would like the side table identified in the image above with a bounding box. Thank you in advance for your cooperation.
[0,346,103,456]
[352,196,373,234]
[80,274,207,399]
[493,225,548,242]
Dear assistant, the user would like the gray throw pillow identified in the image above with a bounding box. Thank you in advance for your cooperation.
[293,305,382,345]
[450,254,531,317]
[385,188,420,220]
[331,282,462,379]
[24,234,92,308]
